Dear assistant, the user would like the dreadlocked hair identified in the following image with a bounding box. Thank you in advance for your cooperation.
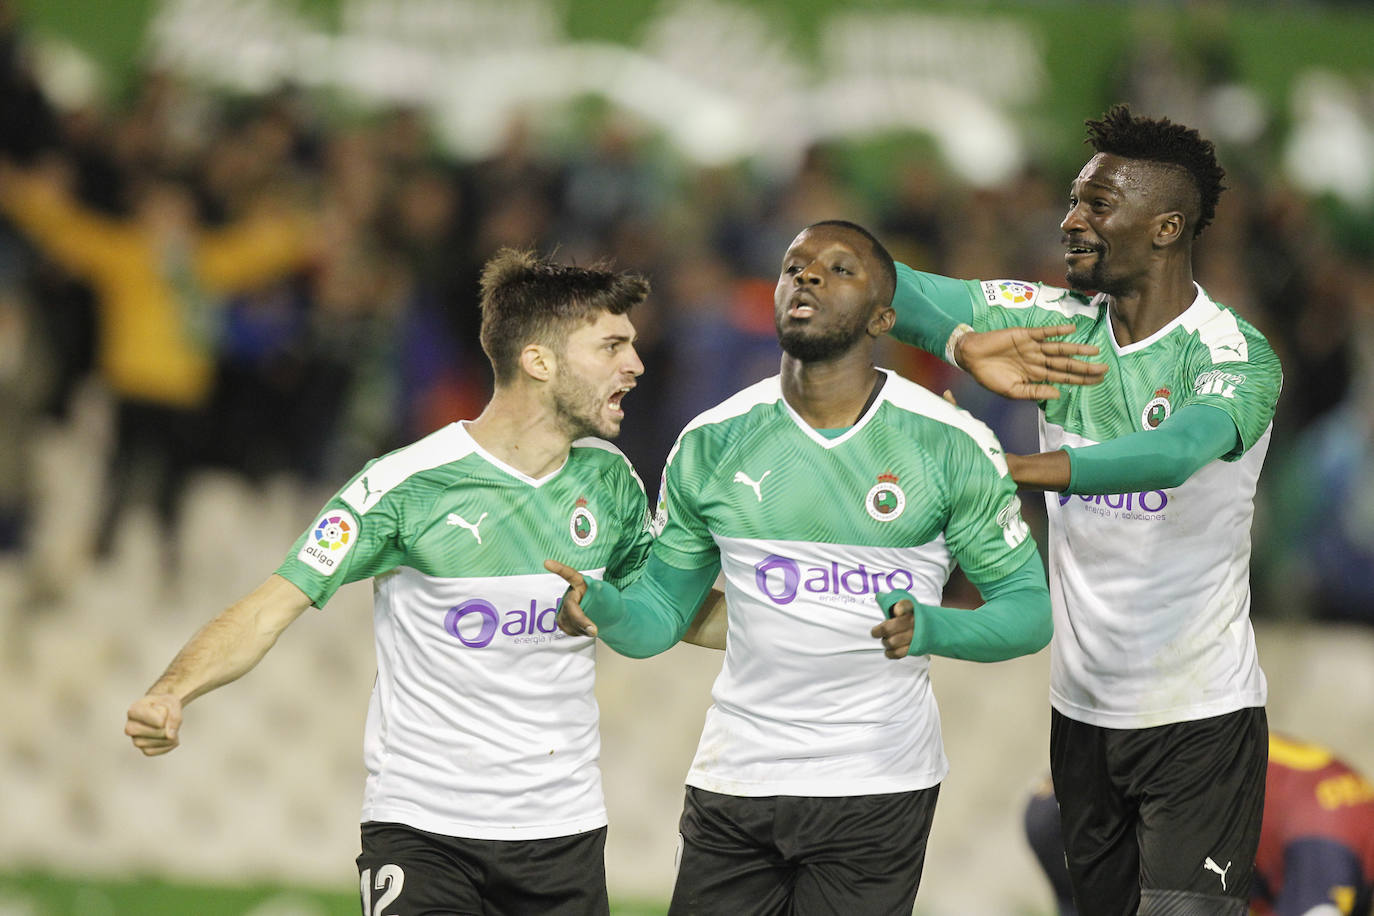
[1085,104,1226,238]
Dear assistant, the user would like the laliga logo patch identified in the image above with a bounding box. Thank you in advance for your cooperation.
[865,472,906,522]
[986,279,1037,306]
[570,496,598,547]
[1141,387,1172,429]
[298,509,358,575]
[651,471,668,536]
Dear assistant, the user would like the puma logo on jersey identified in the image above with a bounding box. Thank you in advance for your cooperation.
[733,470,771,502]
[1202,857,1231,890]
[447,512,488,544]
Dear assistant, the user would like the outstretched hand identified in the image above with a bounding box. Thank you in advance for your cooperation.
[544,559,597,637]
[955,323,1106,401]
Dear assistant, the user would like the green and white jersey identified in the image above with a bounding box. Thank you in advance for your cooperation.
[275,421,652,840]
[655,369,1037,797]
[971,279,1281,728]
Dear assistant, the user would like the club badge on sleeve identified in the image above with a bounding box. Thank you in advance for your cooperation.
[298,509,358,575]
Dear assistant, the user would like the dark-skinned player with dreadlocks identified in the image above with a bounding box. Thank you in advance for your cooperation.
[872,105,1283,915]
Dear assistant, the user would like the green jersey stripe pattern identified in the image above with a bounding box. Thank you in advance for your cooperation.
[653,370,1038,797]
[275,422,653,840]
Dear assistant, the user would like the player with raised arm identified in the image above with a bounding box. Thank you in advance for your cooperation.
[873,105,1283,914]
[1024,734,1374,916]
[126,250,657,915]
[549,220,1062,914]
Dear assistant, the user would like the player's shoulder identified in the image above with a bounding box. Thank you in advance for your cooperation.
[570,436,646,494]
[662,376,783,472]
[978,278,1099,321]
[337,422,479,515]
[678,376,783,443]
[879,372,1010,475]
[1179,287,1278,367]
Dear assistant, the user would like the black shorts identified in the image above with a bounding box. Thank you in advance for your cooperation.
[356,821,610,916]
[667,784,939,916]
[1050,707,1267,916]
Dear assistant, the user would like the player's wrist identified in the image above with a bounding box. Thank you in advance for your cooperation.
[580,577,628,628]
[945,323,974,368]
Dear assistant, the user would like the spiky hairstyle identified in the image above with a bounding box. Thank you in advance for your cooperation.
[1085,104,1226,237]
[478,249,649,385]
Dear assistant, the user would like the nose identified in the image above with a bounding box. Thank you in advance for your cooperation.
[624,343,645,378]
[795,260,822,285]
[1061,204,1087,234]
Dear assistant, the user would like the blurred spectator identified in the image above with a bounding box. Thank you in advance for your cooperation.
[0,2,1369,631]
[0,157,315,571]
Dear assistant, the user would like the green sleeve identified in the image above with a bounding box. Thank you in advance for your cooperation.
[890,262,976,358]
[1064,404,1238,495]
[573,553,720,659]
[876,551,1050,662]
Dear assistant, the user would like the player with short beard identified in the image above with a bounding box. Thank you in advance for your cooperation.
[549,220,1064,915]
[875,105,1283,915]
[126,249,668,915]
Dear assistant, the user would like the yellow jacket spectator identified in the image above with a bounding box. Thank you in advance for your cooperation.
[0,164,313,408]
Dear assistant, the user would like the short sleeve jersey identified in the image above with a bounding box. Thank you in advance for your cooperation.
[653,369,1037,797]
[274,421,652,840]
[965,278,1282,727]
[1253,735,1374,916]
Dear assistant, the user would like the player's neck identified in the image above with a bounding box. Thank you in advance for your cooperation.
[466,391,572,480]
[780,354,883,430]
[1106,264,1196,346]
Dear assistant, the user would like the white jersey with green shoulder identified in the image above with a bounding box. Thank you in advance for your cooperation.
[653,369,1037,797]
[968,279,1282,728]
[275,421,652,840]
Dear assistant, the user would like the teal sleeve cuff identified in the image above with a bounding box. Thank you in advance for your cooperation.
[1065,404,1239,494]
[876,552,1051,663]
[582,553,719,659]
[890,262,976,357]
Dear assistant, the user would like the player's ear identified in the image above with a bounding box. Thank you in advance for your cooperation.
[1154,211,1186,249]
[869,304,896,337]
[520,343,554,382]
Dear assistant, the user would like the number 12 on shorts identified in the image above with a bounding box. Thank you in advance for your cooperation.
[361,864,404,916]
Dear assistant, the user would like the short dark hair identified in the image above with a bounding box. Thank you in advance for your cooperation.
[1084,104,1226,238]
[804,219,898,307]
[478,249,649,385]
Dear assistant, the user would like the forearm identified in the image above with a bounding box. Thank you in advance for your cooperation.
[890,262,975,358]
[681,587,727,650]
[1064,404,1239,494]
[148,575,311,703]
[880,553,1051,662]
[580,555,719,658]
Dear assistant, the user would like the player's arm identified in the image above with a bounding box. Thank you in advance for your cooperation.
[124,574,313,756]
[546,553,719,658]
[1007,403,1240,493]
[890,262,1106,400]
[870,551,1051,662]
[682,587,727,651]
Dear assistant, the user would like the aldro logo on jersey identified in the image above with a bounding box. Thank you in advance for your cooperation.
[1141,387,1172,429]
[570,496,597,547]
[444,597,562,648]
[865,472,906,522]
[754,553,918,606]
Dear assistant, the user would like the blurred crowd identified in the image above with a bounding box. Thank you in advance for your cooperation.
[1,3,1372,623]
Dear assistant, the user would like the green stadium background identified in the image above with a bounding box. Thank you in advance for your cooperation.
[4,1,1374,914]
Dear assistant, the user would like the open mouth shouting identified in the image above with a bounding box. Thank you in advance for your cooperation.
[607,384,633,419]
